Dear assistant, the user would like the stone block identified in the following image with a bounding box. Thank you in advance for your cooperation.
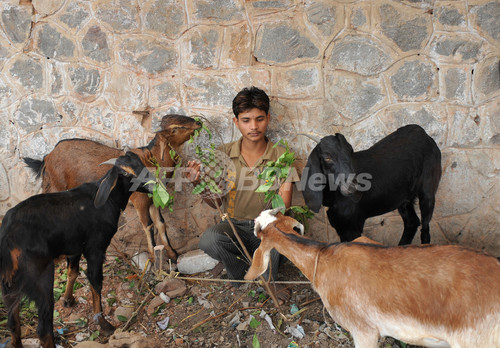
[177,249,218,274]
[144,0,187,39]
[255,22,319,64]
[327,35,392,76]
[305,1,343,38]
[430,34,483,63]
[68,65,101,101]
[473,55,500,102]
[325,71,386,121]
[0,164,9,201]
[82,25,111,64]
[220,24,252,68]
[93,0,139,32]
[1,5,31,45]
[188,0,245,24]
[433,1,467,30]
[273,65,321,98]
[182,27,222,70]
[470,1,500,43]
[58,1,91,31]
[389,59,437,101]
[377,3,431,52]
[8,57,44,91]
[36,23,75,60]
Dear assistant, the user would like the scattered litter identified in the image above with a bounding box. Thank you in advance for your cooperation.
[229,312,241,328]
[285,324,305,339]
[78,297,87,305]
[0,338,10,348]
[259,310,275,331]
[75,332,89,342]
[159,292,171,304]
[290,303,299,315]
[288,341,299,348]
[157,316,170,330]
[56,327,68,335]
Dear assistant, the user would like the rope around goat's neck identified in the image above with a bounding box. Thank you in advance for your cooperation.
[312,249,320,287]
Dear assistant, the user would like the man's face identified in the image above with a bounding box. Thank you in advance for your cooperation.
[233,108,270,143]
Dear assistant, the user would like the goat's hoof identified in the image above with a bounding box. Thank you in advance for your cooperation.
[99,321,115,336]
[62,296,76,308]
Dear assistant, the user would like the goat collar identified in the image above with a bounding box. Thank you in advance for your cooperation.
[312,249,320,286]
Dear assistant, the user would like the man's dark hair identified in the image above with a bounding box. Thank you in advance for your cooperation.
[232,86,270,118]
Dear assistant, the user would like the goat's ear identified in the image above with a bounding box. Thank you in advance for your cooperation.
[301,146,324,213]
[94,169,118,208]
[244,248,269,280]
[335,133,354,153]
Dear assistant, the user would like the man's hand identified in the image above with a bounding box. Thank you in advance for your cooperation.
[184,160,202,185]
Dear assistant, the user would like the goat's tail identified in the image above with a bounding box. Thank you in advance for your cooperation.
[23,157,44,179]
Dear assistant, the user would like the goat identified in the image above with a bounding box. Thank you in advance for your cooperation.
[245,208,500,348]
[301,124,441,244]
[0,151,153,348]
[23,114,201,261]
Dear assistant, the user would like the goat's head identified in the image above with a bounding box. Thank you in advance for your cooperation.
[301,134,359,212]
[245,208,304,280]
[154,114,202,161]
[95,151,153,208]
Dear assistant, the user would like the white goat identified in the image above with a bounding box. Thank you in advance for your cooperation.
[245,208,500,348]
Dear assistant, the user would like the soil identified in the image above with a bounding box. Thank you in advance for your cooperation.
[1,249,422,348]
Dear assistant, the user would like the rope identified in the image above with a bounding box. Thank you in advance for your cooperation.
[168,274,311,285]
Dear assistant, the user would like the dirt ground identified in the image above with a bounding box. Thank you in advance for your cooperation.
[0,248,421,348]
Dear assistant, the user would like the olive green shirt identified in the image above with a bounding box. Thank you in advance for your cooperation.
[221,138,298,220]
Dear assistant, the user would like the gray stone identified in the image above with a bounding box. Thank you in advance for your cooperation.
[436,6,465,27]
[390,61,434,99]
[59,1,91,29]
[114,306,134,322]
[49,62,63,95]
[0,164,9,201]
[475,58,500,99]
[131,252,151,272]
[445,68,466,100]
[306,2,337,37]
[38,24,75,59]
[433,38,481,61]
[255,24,319,64]
[328,36,392,76]
[1,5,31,44]
[187,28,220,69]
[177,249,218,274]
[447,107,480,147]
[251,0,290,9]
[82,26,110,63]
[472,1,500,41]
[144,0,186,39]
[15,98,59,134]
[326,73,384,121]
[95,0,138,32]
[192,0,245,22]
[351,8,366,28]
[184,75,234,107]
[0,76,19,108]
[380,4,429,52]
[153,81,178,105]
[119,38,177,75]
[0,41,11,62]
[69,66,101,98]
[9,58,43,90]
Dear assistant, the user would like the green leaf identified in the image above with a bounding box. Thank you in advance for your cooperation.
[192,182,207,195]
[249,317,261,329]
[117,315,128,322]
[169,149,177,161]
[271,195,285,212]
[90,330,100,341]
[252,333,261,348]
[255,182,273,193]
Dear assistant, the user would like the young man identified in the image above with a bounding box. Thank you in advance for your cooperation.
[186,86,296,303]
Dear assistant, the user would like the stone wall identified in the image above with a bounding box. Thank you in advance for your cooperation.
[0,0,499,255]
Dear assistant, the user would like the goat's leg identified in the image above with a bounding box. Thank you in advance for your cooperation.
[62,255,81,307]
[418,192,436,244]
[351,330,379,348]
[84,252,115,336]
[130,194,156,258]
[35,262,56,348]
[149,205,178,261]
[397,202,421,245]
[3,289,22,348]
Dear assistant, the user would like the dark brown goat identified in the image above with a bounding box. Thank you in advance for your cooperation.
[24,114,200,264]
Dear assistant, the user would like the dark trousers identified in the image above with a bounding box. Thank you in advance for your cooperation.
[199,219,281,286]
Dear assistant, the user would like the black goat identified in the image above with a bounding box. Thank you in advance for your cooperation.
[0,151,152,348]
[301,124,442,244]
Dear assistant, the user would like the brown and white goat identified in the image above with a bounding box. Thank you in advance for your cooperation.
[245,208,500,348]
[24,114,201,262]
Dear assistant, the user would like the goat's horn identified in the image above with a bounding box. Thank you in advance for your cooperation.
[298,133,322,143]
[99,158,117,166]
